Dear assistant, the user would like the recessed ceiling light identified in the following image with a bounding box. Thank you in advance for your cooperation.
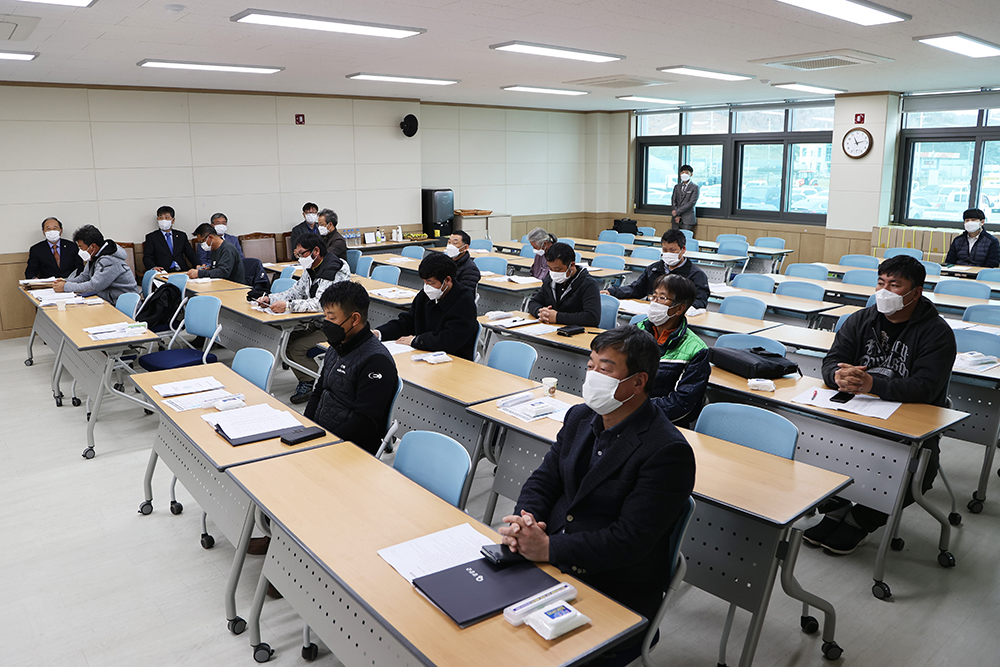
[0,51,39,61]
[772,82,845,94]
[774,0,909,26]
[657,66,753,82]
[914,33,1000,59]
[489,41,623,63]
[16,0,99,6]
[617,95,685,105]
[138,59,283,74]
[502,85,588,96]
[347,73,458,86]
[231,9,424,39]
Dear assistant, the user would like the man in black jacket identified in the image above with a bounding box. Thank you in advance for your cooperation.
[374,252,479,360]
[143,205,198,272]
[527,242,602,327]
[604,229,709,310]
[807,255,956,555]
[444,230,481,290]
[189,223,246,284]
[306,281,399,455]
[290,202,320,250]
[944,208,1000,267]
[500,325,695,667]
[25,217,83,279]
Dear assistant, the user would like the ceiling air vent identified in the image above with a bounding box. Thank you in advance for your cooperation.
[750,49,892,71]
[0,14,41,41]
[565,74,675,89]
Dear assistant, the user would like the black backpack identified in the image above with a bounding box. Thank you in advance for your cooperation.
[243,257,270,293]
[134,283,183,331]
[613,218,638,234]
[709,346,801,379]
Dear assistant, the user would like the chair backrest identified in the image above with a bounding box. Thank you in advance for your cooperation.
[841,269,878,287]
[346,248,362,274]
[954,328,1000,357]
[839,254,879,269]
[977,268,1000,283]
[680,229,694,241]
[115,292,141,318]
[231,347,275,391]
[356,256,374,279]
[834,313,851,332]
[719,295,766,319]
[921,260,943,276]
[279,265,297,279]
[717,241,749,257]
[595,243,626,256]
[470,239,493,252]
[486,340,538,379]
[629,313,646,325]
[638,226,657,237]
[591,255,627,271]
[716,233,747,245]
[615,232,635,244]
[141,268,158,298]
[270,278,296,294]
[284,233,293,262]
[575,251,582,264]
[775,280,826,301]
[935,279,991,299]
[474,256,508,275]
[560,238,576,249]
[963,304,1000,325]
[370,265,401,285]
[239,233,277,264]
[715,333,786,356]
[784,263,828,280]
[631,247,661,261]
[521,234,529,242]
[401,245,425,260]
[884,247,922,260]
[166,273,188,293]
[695,403,798,459]
[866,294,877,308]
[598,230,618,242]
[599,294,620,329]
[686,238,700,252]
[753,236,785,249]
[731,273,775,293]
[520,243,535,258]
[393,431,472,508]
[117,241,137,278]
[182,295,222,339]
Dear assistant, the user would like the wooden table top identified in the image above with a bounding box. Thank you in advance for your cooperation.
[694,240,794,256]
[26,291,160,350]
[262,261,301,277]
[356,238,435,251]
[479,312,599,353]
[942,265,984,277]
[227,444,644,667]
[822,305,862,318]
[369,252,422,269]
[353,276,417,306]
[714,288,840,315]
[684,309,781,335]
[214,288,321,323]
[925,291,991,310]
[393,349,541,405]
[709,366,967,440]
[769,273,876,298]
[156,273,249,294]
[758,324,836,351]
[467,387,584,441]
[130,363,343,470]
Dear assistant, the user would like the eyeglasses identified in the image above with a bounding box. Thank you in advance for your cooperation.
[649,294,675,305]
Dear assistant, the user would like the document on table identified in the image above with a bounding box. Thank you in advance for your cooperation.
[792,388,901,420]
[945,320,976,330]
[370,288,415,300]
[163,389,238,412]
[517,323,559,335]
[19,278,57,285]
[508,275,539,285]
[382,341,415,356]
[387,257,413,264]
[547,407,570,423]
[499,397,571,423]
[489,316,537,329]
[153,376,225,398]
[710,283,742,295]
[617,300,649,315]
[954,351,1000,372]
[378,523,488,584]
[30,288,78,302]
[201,403,302,445]
[191,277,217,283]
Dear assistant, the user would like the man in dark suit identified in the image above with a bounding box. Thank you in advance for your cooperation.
[143,205,198,272]
[25,217,83,279]
[500,325,695,667]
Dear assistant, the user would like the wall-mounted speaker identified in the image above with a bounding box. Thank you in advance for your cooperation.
[400,114,418,137]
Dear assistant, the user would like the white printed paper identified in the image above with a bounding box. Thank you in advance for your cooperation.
[382,341,415,356]
[387,257,413,264]
[370,288,416,300]
[617,300,649,315]
[489,316,538,329]
[153,376,224,398]
[500,398,571,423]
[954,351,1000,372]
[517,323,559,335]
[709,283,742,295]
[377,524,488,584]
[791,388,901,420]
[201,403,301,440]
[163,389,238,412]
[945,320,976,330]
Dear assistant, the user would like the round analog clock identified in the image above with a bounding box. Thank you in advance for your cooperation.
[842,127,873,159]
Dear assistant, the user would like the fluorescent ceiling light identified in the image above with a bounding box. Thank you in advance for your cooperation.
[16,0,99,6]
[657,66,753,82]
[617,95,685,105]
[0,51,39,61]
[490,41,623,63]
[138,59,283,74]
[502,85,588,96]
[774,0,909,26]
[914,33,1000,59]
[232,9,424,39]
[347,73,458,85]
[772,82,845,94]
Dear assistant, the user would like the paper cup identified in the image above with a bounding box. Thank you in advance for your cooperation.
[542,377,558,397]
[56,300,67,311]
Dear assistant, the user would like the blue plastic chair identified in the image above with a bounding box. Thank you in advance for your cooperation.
[370,265,401,285]
[270,278,296,294]
[716,234,747,245]
[470,239,493,252]
[279,265,297,280]
[839,254,879,269]
[629,313,647,325]
[521,235,529,243]
[115,292,141,318]
[884,247,922,260]
[631,247,661,261]
[393,431,472,509]
[141,269,158,299]
[598,230,618,242]
[922,261,942,276]
[475,256,509,276]
[595,243,626,257]
[401,246,425,260]
[680,229,694,242]
[785,263,828,280]
[486,340,538,380]
[591,255,626,271]
[638,226,657,237]
[375,378,406,459]
[687,238,700,252]
[719,295,766,319]
[137,295,222,371]
[695,402,798,459]
[776,280,825,301]
[936,279,991,299]
[834,313,852,333]
[560,238,576,249]
[600,294,620,330]
[166,273,188,293]
[716,333,786,357]
[963,304,1000,326]
[866,294,877,308]
[954,329,1000,357]
[977,268,1000,283]
[346,248,362,274]
[520,243,535,258]
[718,240,749,256]
[842,269,878,287]
[356,256,373,278]
[616,232,636,244]
[232,347,275,391]
[575,251,582,264]
[753,237,785,249]
[731,274,775,293]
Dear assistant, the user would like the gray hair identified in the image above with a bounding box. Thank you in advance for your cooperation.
[527,227,554,245]
[318,208,338,228]
[210,212,227,223]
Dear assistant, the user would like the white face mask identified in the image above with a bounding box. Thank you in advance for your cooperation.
[45,230,61,243]
[680,173,691,182]
[583,370,636,415]
[317,225,329,236]
[158,219,172,232]
[965,220,982,234]
[549,270,569,284]
[305,213,319,224]
[874,287,915,316]
[214,224,227,236]
[444,243,461,258]
[662,252,681,267]
[200,241,212,252]
[533,248,545,256]
[647,301,678,326]
[78,248,92,263]
[423,283,444,301]
[298,255,315,270]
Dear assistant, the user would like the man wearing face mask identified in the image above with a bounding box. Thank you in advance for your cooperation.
[53,225,139,305]
[25,217,83,279]
[188,223,246,284]
[315,208,348,261]
[290,202,320,251]
[670,165,699,232]
[373,252,479,360]
[944,208,999,267]
[257,234,351,404]
[197,213,243,267]
[526,227,556,280]
[602,229,709,310]
[143,205,198,273]
[527,242,602,327]
[809,255,955,556]
[499,326,695,667]
[305,281,399,455]
[444,230,481,290]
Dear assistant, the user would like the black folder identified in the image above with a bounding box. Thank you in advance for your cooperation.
[412,557,558,628]
[214,423,302,447]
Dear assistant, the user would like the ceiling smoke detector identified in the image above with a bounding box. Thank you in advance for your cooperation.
[751,49,892,71]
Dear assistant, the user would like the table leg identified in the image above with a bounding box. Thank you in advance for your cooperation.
[247,569,273,662]
[276,325,318,385]
[139,449,158,515]
[225,502,256,635]
[976,441,998,508]
[737,545,782,667]
[51,338,66,405]
[459,422,492,510]
[82,354,116,459]
[909,447,956,566]
[26,325,37,365]
[779,528,843,661]
[871,446,919,598]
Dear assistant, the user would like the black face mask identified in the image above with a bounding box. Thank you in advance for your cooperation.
[322,320,347,347]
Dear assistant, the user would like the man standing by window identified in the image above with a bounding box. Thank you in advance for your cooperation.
[671,165,699,233]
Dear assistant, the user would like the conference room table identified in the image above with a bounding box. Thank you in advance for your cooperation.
[708,284,842,325]
[684,239,794,274]
[155,274,249,294]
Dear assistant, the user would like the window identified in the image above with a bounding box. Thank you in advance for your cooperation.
[787,144,832,213]
[791,106,835,132]
[903,109,979,129]
[685,144,724,207]
[735,109,784,133]
[644,145,679,206]
[683,110,729,135]
[988,110,1000,127]
[638,112,679,136]
[738,144,783,211]
[979,141,1000,216]
[906,141,974,222]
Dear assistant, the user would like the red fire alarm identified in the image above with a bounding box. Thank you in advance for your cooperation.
[294,114,305,125]
[854,113,865,124]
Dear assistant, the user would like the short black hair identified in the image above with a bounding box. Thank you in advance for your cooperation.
[210,212,227,223]
[319,280,369,322]
[73,224,104,248]
[295,233,327,257]
[653,273,697,307]
[302,202,318,213]
[193,222,217,238]
[42,217,62,230]
[660,229,687,248]
[318,208,338,227]
[964,208,986,221]
[156,205,175,218]
[544,241,575,266]
[878,255,925,288]
[590,325,660,395]
[418,251,457,282]
[451,230,471,246]
[680,165,693,173]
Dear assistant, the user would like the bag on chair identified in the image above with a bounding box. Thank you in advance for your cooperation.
[709,346,800,379]
[612,218,638,234]
[134,283,183,330]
